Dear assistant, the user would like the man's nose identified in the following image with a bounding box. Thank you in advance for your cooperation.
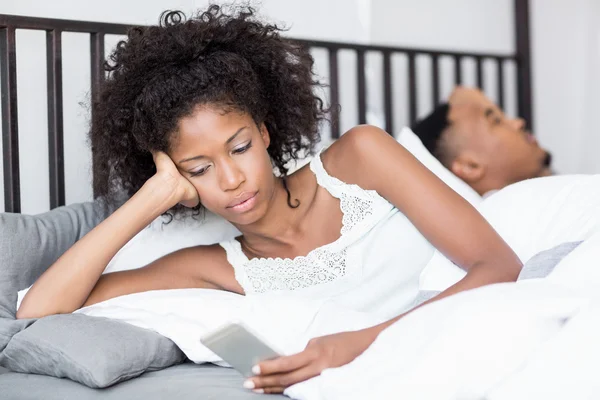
[512,118,526,131]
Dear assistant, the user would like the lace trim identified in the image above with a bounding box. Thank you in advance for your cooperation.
[309,149,377,234]
[235,239,347,293]
[220,149,391,294]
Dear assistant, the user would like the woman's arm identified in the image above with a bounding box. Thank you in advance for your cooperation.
[333,125,522,332]
[326,125,522,288]
[16,153,203,319]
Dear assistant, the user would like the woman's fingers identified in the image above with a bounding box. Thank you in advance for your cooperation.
[256,351,313,375]
[253,387,285,394]
[149,150,200,208]
[248,365,320,391]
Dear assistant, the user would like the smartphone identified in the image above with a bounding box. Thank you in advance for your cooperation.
[200,322,281,377]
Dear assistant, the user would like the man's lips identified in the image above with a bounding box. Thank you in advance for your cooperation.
[526,133,539,146]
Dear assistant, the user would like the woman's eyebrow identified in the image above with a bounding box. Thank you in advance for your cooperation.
[179,126,248,163]
[225,126,248,145]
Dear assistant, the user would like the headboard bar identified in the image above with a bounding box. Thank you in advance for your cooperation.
[515,0,534,131]
[497,58,505,110]
[90,32,106,199]
[407,54,417,125]
[356,49,367,125]
[431,55,440,105]
[293,38,516,60]
[47,29,66,209]
[475,57,484,89]
[0,7,530,213]
[327,49,340,139]
[382,51,393,134]
[1,26,20,213]
[454,55,463,86]
[0,14,130,35]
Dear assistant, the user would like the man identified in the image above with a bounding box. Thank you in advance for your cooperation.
[412,87,552,196]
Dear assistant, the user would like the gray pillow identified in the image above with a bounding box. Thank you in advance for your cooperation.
[518,241,582,280]
[0,199,113,318]
[0,314,186,388]
[0,198,186,387]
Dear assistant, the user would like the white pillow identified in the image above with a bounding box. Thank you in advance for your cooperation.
[105,211,241,273]
[16,211,241,309]
[419,174,600,291]
[478,174,600,262]
[396,127,482,206]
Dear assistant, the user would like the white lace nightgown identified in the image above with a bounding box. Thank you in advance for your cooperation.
[219,150,435,319]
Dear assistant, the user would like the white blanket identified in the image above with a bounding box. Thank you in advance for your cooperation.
[290,231,600,400]
[74,230,600,399]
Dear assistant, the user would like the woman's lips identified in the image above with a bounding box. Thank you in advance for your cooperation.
[227,192,258,212]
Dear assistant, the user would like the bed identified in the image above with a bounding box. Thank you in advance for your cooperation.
[0,2,536,399]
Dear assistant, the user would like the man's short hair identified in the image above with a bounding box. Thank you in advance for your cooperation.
[412,103,450,155]
[411,103,451,163]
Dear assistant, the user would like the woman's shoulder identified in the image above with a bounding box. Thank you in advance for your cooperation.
[162,243,242,293]
[175,242,232,270]
[320,124,396,186]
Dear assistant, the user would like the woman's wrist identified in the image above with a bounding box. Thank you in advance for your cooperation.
[366,312,408,339]
[140,176,182,210]
[361,323,387,343]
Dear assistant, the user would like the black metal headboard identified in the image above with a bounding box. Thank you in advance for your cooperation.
[0,0,533,214]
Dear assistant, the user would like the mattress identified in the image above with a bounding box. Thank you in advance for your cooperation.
[0,363,287,400]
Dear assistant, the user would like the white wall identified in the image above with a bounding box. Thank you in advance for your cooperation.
[370,0,514,53]
[1,0,598,213]
[530,0,600,174]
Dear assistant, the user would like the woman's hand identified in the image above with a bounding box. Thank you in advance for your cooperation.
[151,151,200,208]
[245,329,377,394]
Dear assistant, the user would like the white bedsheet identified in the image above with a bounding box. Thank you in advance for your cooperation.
[73,230,600,400]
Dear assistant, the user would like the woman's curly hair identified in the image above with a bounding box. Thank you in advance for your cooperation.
[90,4,327,212]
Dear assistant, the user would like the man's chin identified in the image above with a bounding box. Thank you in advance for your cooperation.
[538,166,553,177]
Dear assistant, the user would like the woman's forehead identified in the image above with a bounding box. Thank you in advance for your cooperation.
[170,108,255,155]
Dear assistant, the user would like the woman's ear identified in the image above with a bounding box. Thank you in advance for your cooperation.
[259,123,270,148]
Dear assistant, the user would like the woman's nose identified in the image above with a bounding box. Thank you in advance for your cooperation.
[219,161,245,191]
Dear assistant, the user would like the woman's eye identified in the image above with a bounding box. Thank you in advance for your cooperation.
[190,166,209,177]
[232,142,252,154]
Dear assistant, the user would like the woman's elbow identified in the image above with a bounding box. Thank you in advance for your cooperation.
[15,302,66,320]
[15,306,39,320]
[471,255,522,285]
[490,256,523,283]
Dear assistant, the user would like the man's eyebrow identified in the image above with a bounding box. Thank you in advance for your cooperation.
[179,126,248,163]
[484,108,495,117]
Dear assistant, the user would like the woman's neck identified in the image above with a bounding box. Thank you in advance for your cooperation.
[233,171,316,256]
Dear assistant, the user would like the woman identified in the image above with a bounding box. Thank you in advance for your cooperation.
[17,5,522,394]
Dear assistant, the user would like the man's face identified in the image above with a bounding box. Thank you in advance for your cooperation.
[448,90,551,190]
[479,106,550,184]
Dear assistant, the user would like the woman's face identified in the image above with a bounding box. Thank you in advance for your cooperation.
[168,106,276,226]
